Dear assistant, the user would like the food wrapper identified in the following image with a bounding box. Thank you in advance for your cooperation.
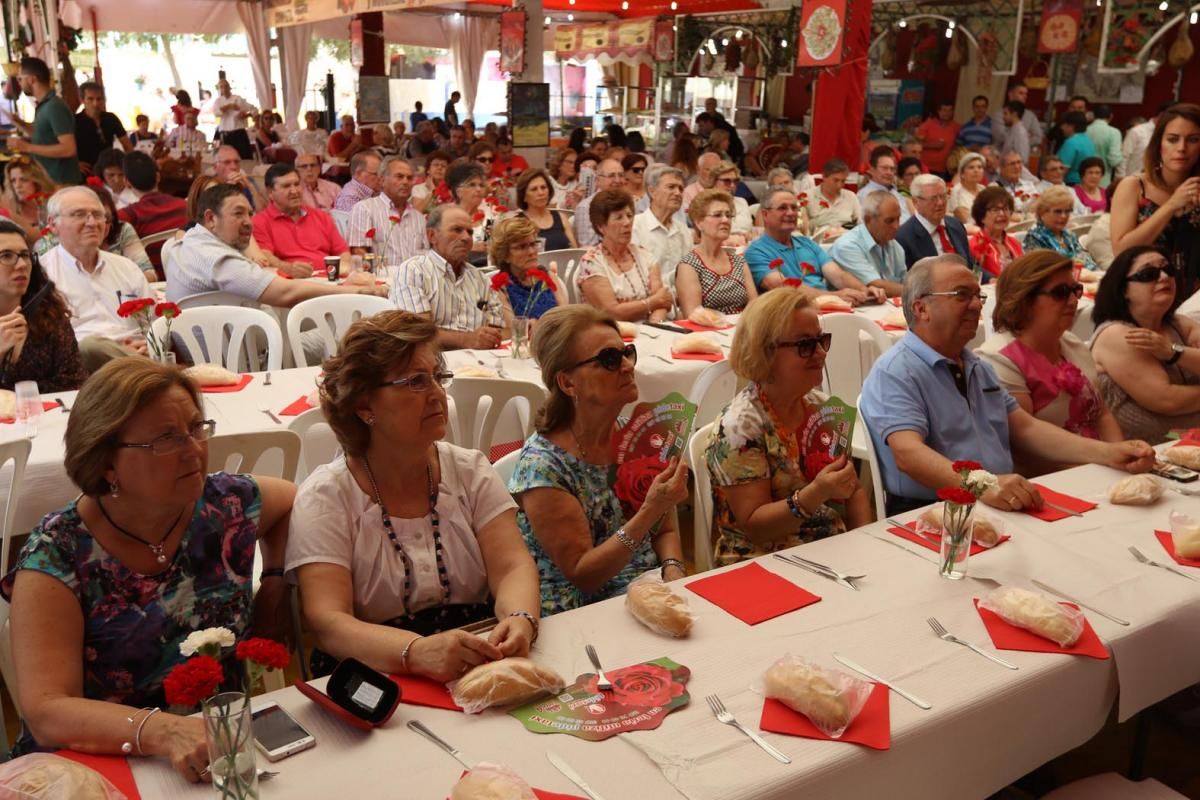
[0,754,127,800]
[1164,445,1200,471]
[450,657,565,715]
[761,655,873,739]
[814,294,852,310]
[616,321,638,339]
[1108,474,1164,506]
[455,365,499,379]
[686,307,728,328]
[1169,510,1200,559]
[979,586,1084,647]
[625,571,695,637]
[915,503,1005,547]
[450,762,536,800]
[183,364,240,386]
[672,332,721,354]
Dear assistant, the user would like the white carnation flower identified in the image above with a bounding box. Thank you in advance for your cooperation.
[180,627,236,657]
[965,469,999,492]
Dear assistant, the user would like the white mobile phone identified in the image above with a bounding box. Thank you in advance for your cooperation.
[251,702,316,762]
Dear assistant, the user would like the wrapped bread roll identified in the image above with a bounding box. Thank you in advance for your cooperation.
[687,307,727,328]
[980,586,1084,647]
[450,763,537,800]
[616,321,638,339]
[1108,474,1164,505]
[0,753,126,799]
[183,364,240,386]
[455,365,498,379]
[343,270,376,286]
[762,656,872,738]
[1164,446,1200,471]
[882,310,908,328]
[451,657,565,714]
[672,332,722,354]
[916,503,1003,546]
[625,572,694,637]
[0,389,14,418]
[814,294,853,310]
[1169,510,1200,559]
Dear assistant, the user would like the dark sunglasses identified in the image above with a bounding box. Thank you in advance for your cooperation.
[777,333,832,358]
[1127,263,1177,283]
[572,343,637,371]
[1035,282,1085,301]
[630,167,646,174]
[476,156,495,164]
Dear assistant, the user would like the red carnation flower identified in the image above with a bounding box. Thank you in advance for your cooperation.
[117,297,155,318]
[937,486,978,506]
[236,638,290,671]
[163,655,224,708]
[155,302,182,318]
[490,271,511,291]
[783,278,805,287]
[951,460,982,473]
[797,192,808,202]
[800,262,816,275]
[364,227,376,240]
[472,211,486,223]
[526,267,558,293]
[388,215,401,224]
[85,175,105,190]
[819,199,830,209]
[495,205,509,214]
[768,258,784,270]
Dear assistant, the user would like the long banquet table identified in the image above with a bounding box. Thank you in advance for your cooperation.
[126,454,1200,799]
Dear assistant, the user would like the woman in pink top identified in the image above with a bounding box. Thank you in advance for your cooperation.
[1074,157,1107,214]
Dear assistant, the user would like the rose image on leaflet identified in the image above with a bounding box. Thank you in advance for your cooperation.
[612,456,666,515]
[610,663,685,708]
[804,450,835,480]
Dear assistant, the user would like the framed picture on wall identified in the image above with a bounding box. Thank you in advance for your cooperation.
[500,9,527,74]
[359,76,390,124]
[509,82,550,148]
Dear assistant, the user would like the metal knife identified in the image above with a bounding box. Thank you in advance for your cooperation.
[1042,500,1084,518]
[859,530,937,564]
[547,752,608,800]
[406,720,474,769]
[1031,579,1130,626]
[832,653,932,710]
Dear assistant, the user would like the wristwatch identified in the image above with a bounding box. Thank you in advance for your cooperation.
[1166,343,1185,365]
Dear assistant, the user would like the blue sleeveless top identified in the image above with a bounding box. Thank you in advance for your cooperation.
[505,276,558,319]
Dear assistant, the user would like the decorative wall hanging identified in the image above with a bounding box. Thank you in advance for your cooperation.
[796,0,847,67]
[1038,0,1083,54]
[500,9,527,74]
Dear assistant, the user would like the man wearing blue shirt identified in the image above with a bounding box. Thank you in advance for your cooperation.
[829,191,906,296]
[956,96,993,149]
[1056,111,1097,185]
[744,189,883,305]
[859,254,1155,515]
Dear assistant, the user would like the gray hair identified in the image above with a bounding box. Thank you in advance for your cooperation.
[902,254,969,326]
[766,167,794,186]
[426,203,457,231]
[46,185,100,222]
[379,154,411,175]
[910,173,947,199]
[762,189,796,210]
[860,190,900,221]
[644,163,683,192]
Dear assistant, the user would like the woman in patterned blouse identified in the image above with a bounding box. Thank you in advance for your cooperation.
[675,189,759,317]
[705,288,871,566]
[1,358,295,781]
[1024,186,1098,271]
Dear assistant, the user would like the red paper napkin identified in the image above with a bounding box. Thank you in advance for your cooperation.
[686,562,820,624]
[1021,485,1098,522]
[200,373,254,393]
[55,751,141,799]
[0,400,58,423]
[759,682,891,750]
[390,673,462,711]
[886,525,1009,557]
[817,307,854,315]
[670,350,724,362]
[339,278,387,286]
[280,396,314,416]
[1154,530,1200,568]
[1171,434,1200,447]
[889,297,902,307]
[973,599,1109,660]
[451,771,584,800]
[876,321,907,332]
[675,319,734,332]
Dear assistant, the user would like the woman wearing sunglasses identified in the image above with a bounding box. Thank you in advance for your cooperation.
[977,252,1123,475]
[510,305,689,615]
[622,153,650,214]
[1024,186,1098,271]
[705,288,870,567]
[1090,246,1200,444]
[289,310,541,678]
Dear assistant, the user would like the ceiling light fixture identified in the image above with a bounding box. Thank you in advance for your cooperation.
[944,26,953,38]
[622,0,629,8]
[1192,10,1199,22]
[898,18,907,28]
[544,15,551,24]
[670,1,677,9]
[567,12,574,20]
[780,38,788,47]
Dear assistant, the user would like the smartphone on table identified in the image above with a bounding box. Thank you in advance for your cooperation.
[251,702,316,762]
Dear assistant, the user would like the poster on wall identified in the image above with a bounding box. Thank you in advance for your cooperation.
[653,20,675,62]
[795,0,847,68]
[510,83,551,148]
[500,10,527,74]
[1038,0,1082,54]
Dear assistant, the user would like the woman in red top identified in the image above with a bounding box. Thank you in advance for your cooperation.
[969,185,1024,279]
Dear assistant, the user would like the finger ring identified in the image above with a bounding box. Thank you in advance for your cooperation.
[198,765,211,777]
[460,664,470,675]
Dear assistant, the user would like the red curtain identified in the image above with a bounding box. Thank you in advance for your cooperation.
[809,0,871,172]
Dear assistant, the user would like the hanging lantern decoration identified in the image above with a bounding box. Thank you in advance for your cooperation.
[879,29,896,73]
[1168,14,1195,68]
[946,23,967,70]
[743,38,760,69]
[724,38,742,71]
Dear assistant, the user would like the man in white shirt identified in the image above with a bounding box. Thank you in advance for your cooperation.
[289,110,330,155]
[392,205,506,350]
[681,152,722,211]
[632,164,690,289]
[212,79,257,158]
[993,151,1040,217]
[165,109,207,154]
[40,186,151,371]
[348,156,427,267]
[1120,108,1160,179]
[573,158,627,247]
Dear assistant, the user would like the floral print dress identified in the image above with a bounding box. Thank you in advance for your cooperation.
[705,384,847,567]
[509,433,660,616]
[0,473,261,753]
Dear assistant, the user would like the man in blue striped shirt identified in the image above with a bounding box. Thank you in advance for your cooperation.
[956,96,993,149]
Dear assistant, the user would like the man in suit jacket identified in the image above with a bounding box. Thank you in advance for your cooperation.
[895,174,975,271]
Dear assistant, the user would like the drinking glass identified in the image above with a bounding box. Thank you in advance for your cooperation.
[14,381,41,438]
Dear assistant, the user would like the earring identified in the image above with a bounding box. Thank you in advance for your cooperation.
[363,413,376,426]
[109,479,120,498]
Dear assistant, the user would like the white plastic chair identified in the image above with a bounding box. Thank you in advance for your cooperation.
[287,407,341,476]
[445,378,545,456]
[1007,219,1036,234]
[154,305,283,372]
[819,313,895,403]
[539,248,587,305]
[493,449,522,487]
[687,360,740,432]
[1042,773,1186,800]
[140,228,183,249]
[329,209,351,238]
[1071,303,1096,343]
[284,294,393,367]
[854,394,888,521]
[0,439,32,745]
[176,291,262,310]
[687,422,715,572]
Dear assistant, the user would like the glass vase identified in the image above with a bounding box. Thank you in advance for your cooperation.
[203,692,259,799]
[939,502,974,580]
[511,316,531,360]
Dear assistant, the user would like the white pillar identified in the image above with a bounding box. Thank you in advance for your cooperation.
[512,0,547,168]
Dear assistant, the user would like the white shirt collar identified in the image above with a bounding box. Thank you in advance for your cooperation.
[916,214,940,234]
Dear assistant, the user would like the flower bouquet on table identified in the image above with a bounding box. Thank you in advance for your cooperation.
[489,269,557,358]
[936,461,998,580]
[116,298,181,363]
[164,627,290,800]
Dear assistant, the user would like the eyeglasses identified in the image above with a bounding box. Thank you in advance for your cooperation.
[571,343,637,371]
[380,370,454,392]
[766,204,800,213]
[715,177,737,185]
[0,249,33,267]
[630,167,646,174]
[921,288,988,303]
[459,180,487,191]
[597,172,626,180]
[1035,282,1085,301]
[1127,263,1177,283]
[117,420,216,456]
[705,211,734,220]
[475,156,494,164]
[510,240,541,253]
[917,193,949,202]
[1045,208,1072,216]
[65,209,106,222]
[777,333,833,358]
[985,206,1010,215]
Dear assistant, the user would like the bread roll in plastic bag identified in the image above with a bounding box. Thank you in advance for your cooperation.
[1108,474,1164,505]
[0,754,127,800]
[450,763,537,800]
[625,571,695,637]
[1164,445,1200,471]
[687,307,728,328]
[184,364,240,386]
[915,503,1004,547]
[1169,510,1200,559]
[814,294,853,310]
[762,655,873,738]
[451,657,565,714]
[616,321,638,339]
[672,332,722,354]
[979,586,1084,647]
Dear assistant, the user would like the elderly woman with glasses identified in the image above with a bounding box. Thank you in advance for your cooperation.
[1024,186,1098,270]
[446,161,498,265]
[950,152,987,232]
[968,185,1024,279]
[1,358,293,780]
[711,160,753,245]
[705,288,869,566]
[412,150,451,213]
[576,190,674,322]
[509,305,689,615]
[289,310,541,677]
[1090,246,1200,443]
[489,216,568,322]
[978,251,1124,474]
[676,189,758,317]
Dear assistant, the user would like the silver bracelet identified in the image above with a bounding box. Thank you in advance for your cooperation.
[660,558,686,578]
[122,707,156,754]
[401,635,422,673]
[614,527,638,552]
[507,611,540,644]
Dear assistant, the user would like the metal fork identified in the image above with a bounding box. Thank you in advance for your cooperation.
[927,617,1018,669]
[704,694,791,764]
[653,353,672,364]
[54,397,71,413]
[585,644,612,691]
[788,554,866,586]
[257,770,279,782]
[772,553,863,591]
[1129,545,1200,582]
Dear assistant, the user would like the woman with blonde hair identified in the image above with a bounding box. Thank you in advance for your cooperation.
[509,305,689,614]
[547,147,583,209]
[705,287,869,566]
[0,157,57,241]
[1024,186,1097,270]
[489,215,568,322]
[950,152,987,230]
[675,188,758,317]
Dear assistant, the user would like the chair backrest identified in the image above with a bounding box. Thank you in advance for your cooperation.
[154,305,283,372]
[854,394,888,520]
[687,360,739,432]
[687,422,715,573]
[1007,219,1036,234]
[1070,303,1096,344]
[160,235,183,280]
[287,407,341,476]
[0,439,33,733]
[207,430,302,481]
[329,209,351,238]
[492,449,522,487]
[819,313,895,401]
[141,228,183,248]
[446,378,545,456]
[285,294,393,367]
[176,291,262,310]
[539,248,587,305]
